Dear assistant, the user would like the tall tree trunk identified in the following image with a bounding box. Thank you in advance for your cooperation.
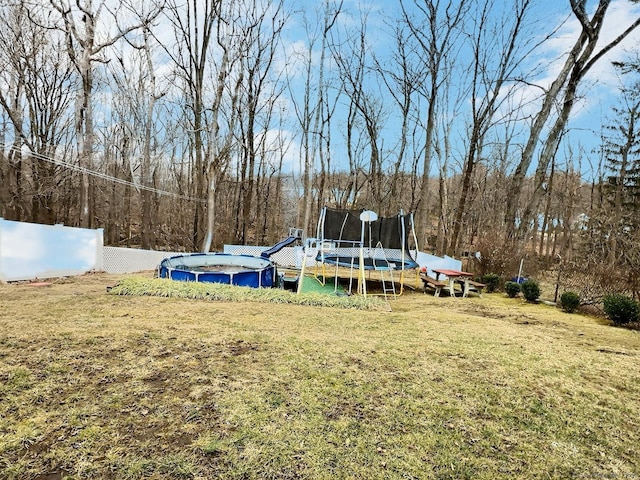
[52,0,158,228]
[77,47,93,228]
[505,0,640,240]
[538,159,555,256]
[449,122,482,256]
[141,27,159,250]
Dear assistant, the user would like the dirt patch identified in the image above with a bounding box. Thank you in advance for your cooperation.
[226,339,259,356]
[596,347,636,356]
[34,472,68,480]
[460,304,542,325]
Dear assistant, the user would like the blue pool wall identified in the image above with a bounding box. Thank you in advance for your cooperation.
[158,253,276,288]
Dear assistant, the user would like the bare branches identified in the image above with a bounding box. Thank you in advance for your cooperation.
[584,15,640,73]
[507,0,640,242]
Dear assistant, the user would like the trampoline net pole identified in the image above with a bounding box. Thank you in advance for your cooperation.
[358,246,366,296]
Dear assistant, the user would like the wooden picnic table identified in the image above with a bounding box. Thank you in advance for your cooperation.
[431,268,475,297]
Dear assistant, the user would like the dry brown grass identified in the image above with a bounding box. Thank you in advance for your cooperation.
[1,272,639,479]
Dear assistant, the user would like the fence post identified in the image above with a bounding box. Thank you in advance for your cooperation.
[95,228,104,272]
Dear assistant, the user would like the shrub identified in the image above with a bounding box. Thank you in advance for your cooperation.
[521,280,541,302]
[560,291,580,313]
[602,294,640,325]
[505,281,521,298]
[482,273,501,293]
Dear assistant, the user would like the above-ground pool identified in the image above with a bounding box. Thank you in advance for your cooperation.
[159,253,277,288]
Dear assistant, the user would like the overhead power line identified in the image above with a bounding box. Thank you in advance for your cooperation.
[1,143,205,203]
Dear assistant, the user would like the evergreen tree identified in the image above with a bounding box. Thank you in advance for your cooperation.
[586,68,640,297]
[600,86,640,264]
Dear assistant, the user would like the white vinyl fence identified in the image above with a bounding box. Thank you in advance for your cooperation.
[0,219,301,281]
[223,244,303,268]
[102,246,180,274]
[1,219,455,282]
[0,218,103,282]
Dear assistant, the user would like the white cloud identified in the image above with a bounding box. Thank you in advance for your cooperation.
[257,128,301,174]
[275,39,315,82]
[591,1,640,71]
[539,0,640,91]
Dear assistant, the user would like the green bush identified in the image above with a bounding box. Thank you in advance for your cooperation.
[602,294,640,325]
[505,281,521,298]
[560,291,580,313]
[482,273,501,293]
[521,280,541,302]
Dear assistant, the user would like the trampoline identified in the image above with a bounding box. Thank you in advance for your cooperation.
[315,207,419,271]
[299,207,419,297]
[158,253,277,288]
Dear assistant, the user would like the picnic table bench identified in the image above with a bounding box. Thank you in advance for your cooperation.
[419,272,447,297]
[422,268,487,298]
[466,279,486,297]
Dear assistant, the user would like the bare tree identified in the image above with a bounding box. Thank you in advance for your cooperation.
[236,0,285,245]
[0,2,75,224]
[161,0,219,250]
[200,1,253,252]
[106,21,168,249]
[331,7,387,213]
[433,84,461,254]
[373,20,423,215]
[161,0,247,252]
[506,0,640,241]
[286,1,343,235]
[48,0,162,228]
[399,0,469,248]
[447,0,536,256]
[598,84,640,266]
[138,26,164,249]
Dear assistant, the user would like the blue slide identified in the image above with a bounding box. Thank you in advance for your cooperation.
[260,236,299,258]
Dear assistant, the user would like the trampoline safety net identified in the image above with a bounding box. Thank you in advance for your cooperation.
[317,207,418,270]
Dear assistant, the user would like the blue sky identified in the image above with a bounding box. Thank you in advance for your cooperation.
[50,0,640,184]
[270,0,640,179]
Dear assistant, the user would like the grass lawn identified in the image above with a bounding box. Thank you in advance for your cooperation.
[1,272,639,479]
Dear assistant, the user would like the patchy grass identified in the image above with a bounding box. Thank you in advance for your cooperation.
[1,272,640,479]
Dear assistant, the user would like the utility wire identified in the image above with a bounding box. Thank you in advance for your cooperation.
[1,142,205,203]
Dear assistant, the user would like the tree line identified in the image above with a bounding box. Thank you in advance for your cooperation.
[0,0,639,290]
